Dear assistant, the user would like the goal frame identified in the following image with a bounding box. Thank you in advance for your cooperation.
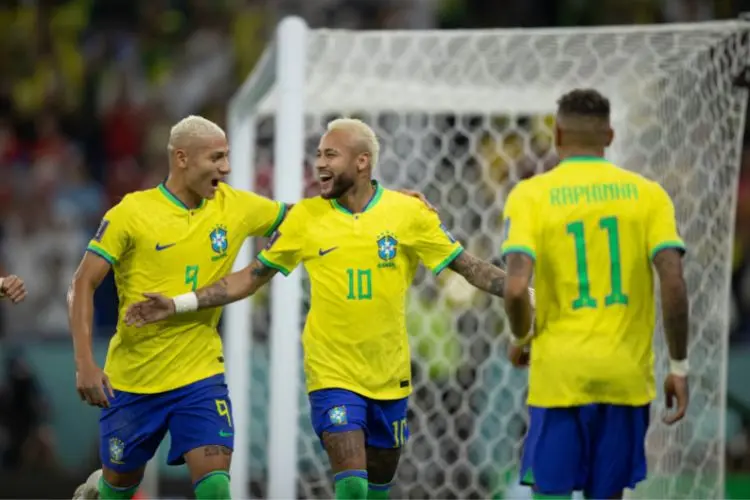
[225,16,750,499]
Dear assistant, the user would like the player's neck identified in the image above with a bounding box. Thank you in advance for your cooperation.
[559,148,606,161]
[163,176,203,209]
[336,180,376,214]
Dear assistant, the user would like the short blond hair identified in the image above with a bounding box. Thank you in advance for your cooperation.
[168,115,225,151]
[326,118,380,169]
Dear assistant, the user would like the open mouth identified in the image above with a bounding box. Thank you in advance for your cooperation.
[318,172,333,186]
[211,179,220,188]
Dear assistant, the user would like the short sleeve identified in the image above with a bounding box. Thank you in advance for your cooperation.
[86,199,132,265]
[647,183,686,260]
[500,182,537,261]
[257,205,306,276]
[237,190,287,238]
[410,203,464,275]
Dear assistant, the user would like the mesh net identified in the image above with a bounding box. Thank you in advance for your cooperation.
[243,22,750,499]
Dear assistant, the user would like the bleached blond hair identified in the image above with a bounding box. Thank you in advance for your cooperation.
[168,115,225,152]
[326,118,380,169]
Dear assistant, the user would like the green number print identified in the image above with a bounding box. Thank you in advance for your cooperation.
[566,216,628,310]
[392,418,407,447]
[185,265,200,291]
[346,268,372,300]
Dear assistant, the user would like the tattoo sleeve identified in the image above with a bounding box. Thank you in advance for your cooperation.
[195,258,278,309]
[503,253,534,338]
[447,251,506,297]
[653,248,689,360]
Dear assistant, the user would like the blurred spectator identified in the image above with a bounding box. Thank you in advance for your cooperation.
[0,352,57,472]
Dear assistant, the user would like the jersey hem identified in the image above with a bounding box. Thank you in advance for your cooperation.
[107,368,225,394]
[501,245,537,261]
[257,253,291,276]
[264,202,288,237]
[650,241,686,261]
[527,396,654,407]
[433,246,464,275]
[307,383,412,401]
[87,245,117,265]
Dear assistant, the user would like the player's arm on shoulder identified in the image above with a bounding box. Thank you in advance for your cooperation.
[447,252,506,297]
[194,258,278,309]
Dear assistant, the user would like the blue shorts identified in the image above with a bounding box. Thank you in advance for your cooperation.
[99,374,234,472]
[309,388,409,449]
[520,404,649,498]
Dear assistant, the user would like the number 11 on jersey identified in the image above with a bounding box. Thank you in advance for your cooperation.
[567,216,629,310]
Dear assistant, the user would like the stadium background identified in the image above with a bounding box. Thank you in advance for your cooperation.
[0,0,748,498]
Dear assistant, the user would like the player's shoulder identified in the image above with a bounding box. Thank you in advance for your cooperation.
[290,196,327,218]
[607,166,668,199]
[381,187,430,212]
[107,188,160,216]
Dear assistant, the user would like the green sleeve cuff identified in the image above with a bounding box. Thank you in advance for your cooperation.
[433,246,464,275]
[501,245,537,262]
[650,241,686,261]
[257,253,291,277]
[264,202,288,237]
[86,244,117,265]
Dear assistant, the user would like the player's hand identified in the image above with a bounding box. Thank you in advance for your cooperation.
[507,343,530,368]
[124,293,176,327]
[662,373,689,425]
[399,189,438,213]
[76,361,114,408]
[1,275,27,304]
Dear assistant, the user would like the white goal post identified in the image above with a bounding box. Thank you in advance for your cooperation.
[225,17,750,499]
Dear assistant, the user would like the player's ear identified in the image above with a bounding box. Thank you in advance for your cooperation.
[174,148,188,169]
[357,152,370,172]
[605,127,614,147]
[554,125,562,148]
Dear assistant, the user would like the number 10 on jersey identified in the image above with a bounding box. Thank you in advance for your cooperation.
[567,216,629,310]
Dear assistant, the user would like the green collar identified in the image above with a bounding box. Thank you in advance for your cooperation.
[331,181,383,215]
[158,183,205,210]
[559,155,608,165]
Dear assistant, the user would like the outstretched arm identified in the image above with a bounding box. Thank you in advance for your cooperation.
[195,259,277,309]
[503,253,534,340]
[124,258,278,326]
[447,251,506,297]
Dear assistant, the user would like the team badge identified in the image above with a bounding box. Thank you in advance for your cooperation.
[376,232,398,269]
[108,437,125,464]
[210,225,228,261]
[328,406,348,426]
[440,223,456,243]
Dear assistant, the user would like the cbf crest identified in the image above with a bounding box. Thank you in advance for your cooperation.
[210,224,228,261]
[377,231,398,269]
[328,406,348,426]
[108,437,125,464]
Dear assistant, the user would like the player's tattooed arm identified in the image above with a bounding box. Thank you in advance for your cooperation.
[195,258,278,309]
[447,251,506,297]
[653,248,689,361]
[503,253,534,339]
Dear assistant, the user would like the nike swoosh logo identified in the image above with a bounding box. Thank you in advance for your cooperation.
[319,247,338,256]
[155,243,177,251]
[219,430,234,437]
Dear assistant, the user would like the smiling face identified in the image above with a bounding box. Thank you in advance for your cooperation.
[315,128,370,199]
[173,132,230,200]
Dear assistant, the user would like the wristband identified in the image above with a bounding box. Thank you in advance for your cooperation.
[669,358,688,377]
[173,293,198,314]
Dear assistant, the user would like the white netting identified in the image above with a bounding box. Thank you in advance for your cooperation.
[243,21,750,499]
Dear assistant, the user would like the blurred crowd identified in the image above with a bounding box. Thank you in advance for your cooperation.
[0,0,747,491]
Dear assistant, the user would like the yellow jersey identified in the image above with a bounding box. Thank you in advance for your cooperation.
[501,156,685,407]
[258,182,463,400]
[87,182,286,393]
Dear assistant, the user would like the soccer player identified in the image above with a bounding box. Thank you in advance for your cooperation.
[124,118,533,499]
[67,115,290,500]
[502,89,690,499]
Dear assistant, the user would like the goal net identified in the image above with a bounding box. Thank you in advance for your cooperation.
[230,19,750,499]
